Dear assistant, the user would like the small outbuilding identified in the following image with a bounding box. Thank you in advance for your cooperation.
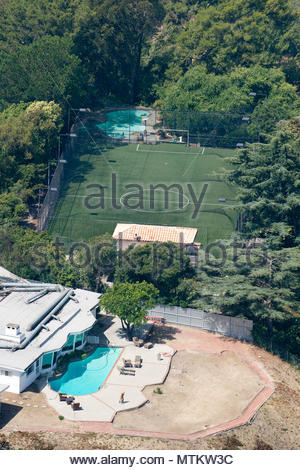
[113,223,199,251]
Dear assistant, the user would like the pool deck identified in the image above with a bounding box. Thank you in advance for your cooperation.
[43,343,175,422]
[94,314,153,347]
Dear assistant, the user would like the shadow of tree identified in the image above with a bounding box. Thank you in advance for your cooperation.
[149,324,181,344]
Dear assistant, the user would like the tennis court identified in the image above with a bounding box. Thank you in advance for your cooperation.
[48,141,239,246]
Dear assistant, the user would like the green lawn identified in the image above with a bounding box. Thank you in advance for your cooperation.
[48,141,239,246]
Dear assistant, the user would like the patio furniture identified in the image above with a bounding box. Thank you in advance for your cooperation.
[71,402,80,411]
[144,342,153,349]
[120,367,135,376]
[59,393,67,401]
[133,337,144,347]
[134,355,142,368]
[66,396,75,405]
[123,358,133,367]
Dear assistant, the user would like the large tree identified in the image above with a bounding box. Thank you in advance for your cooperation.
[115,242,195,303]
[100,281,158,340]
[0,101,63,194]
[0,36,81,111]
[176,240,300,354]
[0,0,78,55]
[163,0,299,83]
[227,118,300,237]
[157,65,300,138]
[73,0,164,103]
[0,226,87,287]
[0,101,63,222]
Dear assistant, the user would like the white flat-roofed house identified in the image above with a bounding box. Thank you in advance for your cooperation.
[112,223,199,251]
[0,267,100,393]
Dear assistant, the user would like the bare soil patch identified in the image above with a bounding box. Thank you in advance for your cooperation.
[113,350,263,434]
[1,325,299,449]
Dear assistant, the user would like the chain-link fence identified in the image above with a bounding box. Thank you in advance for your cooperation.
[37,136,76,232]
[254,336,300,368]
[37,106,255,234]
[74,107,260,148]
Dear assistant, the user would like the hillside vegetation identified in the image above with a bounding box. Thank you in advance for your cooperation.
[0,0,299,358]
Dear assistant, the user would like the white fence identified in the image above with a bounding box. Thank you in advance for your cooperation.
[148,305,253,341]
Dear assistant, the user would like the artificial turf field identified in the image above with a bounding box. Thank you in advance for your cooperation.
[48,141,239,246]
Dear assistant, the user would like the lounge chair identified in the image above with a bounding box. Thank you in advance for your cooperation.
[133,337,144,347]
[59,392,67,401]
[120,367,135,376]
[123,358,133,367]
[134,355,142,368]
[71,402,80,411]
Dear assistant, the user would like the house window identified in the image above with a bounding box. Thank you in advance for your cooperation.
[75,333,83,348]
[42,352,53,369]
[26,364,34,376]
[62,334,75,352]
[53,351,58,365]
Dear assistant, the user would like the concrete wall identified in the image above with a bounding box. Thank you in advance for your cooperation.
[116,239,147,251]
[0,369,22,394]
[0,357,42,393]
[19,358,41,393]
[148,305,253,341]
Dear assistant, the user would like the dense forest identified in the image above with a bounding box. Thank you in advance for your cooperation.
[0,0,299,357]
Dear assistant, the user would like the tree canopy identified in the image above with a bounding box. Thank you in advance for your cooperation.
[0,36,81,112]
[115,242,195,303]
[228,118,300,237]
[0,0,299,360]
[99,281,159,340]
[175,240,300,355]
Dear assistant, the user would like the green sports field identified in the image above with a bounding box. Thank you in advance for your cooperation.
[48,141,239,246]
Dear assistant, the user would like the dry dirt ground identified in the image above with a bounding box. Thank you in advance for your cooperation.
[114,350,263,434]
[0,325,299,450]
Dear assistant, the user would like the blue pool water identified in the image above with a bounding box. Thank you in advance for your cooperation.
[97,109,150,138]
[49,347,121,395]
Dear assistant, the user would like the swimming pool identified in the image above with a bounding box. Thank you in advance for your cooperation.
[49,347,121,396]
[97,109,150,138]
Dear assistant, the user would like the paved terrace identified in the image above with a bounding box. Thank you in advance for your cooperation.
[43,342,174,422]
[91,314,154,347]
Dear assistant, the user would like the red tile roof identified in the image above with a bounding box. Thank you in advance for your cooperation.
[113,223,198,244]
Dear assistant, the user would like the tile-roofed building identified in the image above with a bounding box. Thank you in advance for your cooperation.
[113,223,198,251]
